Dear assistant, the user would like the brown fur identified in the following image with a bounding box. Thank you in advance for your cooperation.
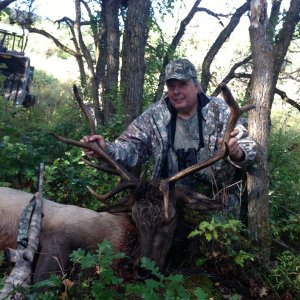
[0,184,182,282]
[0,187,136,281]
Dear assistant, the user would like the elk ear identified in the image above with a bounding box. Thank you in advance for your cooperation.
[175,188,222,212]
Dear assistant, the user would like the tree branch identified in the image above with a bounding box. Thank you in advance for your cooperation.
[196,7,231,26]
[24,26,79,57]
[153,0,202,102]
[0,0,16,11]
[211,55,252,96]
[201,1,250,93]
[275,88,300,112]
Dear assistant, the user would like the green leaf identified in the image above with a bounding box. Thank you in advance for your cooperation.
[205,232,212,241]
[32,274,61,290]
[234,250,254,267]
[141,257,162,279]
[194,287,209,300]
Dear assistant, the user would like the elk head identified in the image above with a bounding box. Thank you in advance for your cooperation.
[52,84,255,279]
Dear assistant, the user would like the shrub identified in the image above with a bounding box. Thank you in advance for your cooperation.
[268,251,300,298]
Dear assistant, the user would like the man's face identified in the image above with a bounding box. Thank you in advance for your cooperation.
[166,79,199,117]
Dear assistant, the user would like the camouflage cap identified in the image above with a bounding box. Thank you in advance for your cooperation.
[165,58,197,81]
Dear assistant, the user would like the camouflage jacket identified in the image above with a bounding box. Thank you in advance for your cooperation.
[106,92,257,188]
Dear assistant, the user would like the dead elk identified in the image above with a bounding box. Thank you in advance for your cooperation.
[0,184,216,283]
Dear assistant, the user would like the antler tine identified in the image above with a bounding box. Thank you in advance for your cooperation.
[86,182,137,201]
[160,83,255,219]
[73,85,96,135]
[167,83,255,184]
[159,143,229,219]
[72,85,136,182]
[51,85,138,199]
[51,132,134,182]
[220,83,255,144]
[78,85,137,181]
[81,157,120,176]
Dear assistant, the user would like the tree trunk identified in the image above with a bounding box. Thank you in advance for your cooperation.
[247,32,273,261]
[120,0,151,127]
[247,0,300,261]
[103,0,121,125]
[74,0,103,125]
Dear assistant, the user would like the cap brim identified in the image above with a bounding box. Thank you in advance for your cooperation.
[165,75,191,82]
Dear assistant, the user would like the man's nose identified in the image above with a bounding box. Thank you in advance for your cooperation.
[173,86,180,94]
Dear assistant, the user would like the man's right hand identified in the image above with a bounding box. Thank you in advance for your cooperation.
[80,135,107,158]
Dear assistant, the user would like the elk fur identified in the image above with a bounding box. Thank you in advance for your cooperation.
[0,187,136,282]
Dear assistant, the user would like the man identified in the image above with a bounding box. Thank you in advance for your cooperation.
[82,58,257,217]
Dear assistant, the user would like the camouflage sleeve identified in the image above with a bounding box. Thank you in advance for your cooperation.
[105,111,153,168]
[216,97,257,168]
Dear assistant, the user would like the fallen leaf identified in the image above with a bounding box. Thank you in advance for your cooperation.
[63,278,74,288]
[259,286,268,297]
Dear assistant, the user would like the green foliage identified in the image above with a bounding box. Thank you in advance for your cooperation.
[70,240,126,283]
[126,257,192,300]
[280,214,300,241]
[293,20,300,39]
[269,106,300,248]
[189,216,254,268]
[269,128,300,213]
[152,0,175,18]
[6,240,212,299]
[268,251,300,297]
[0,100,51,190]
[234,250,255,268]
[194,288,209,300]
[28,275,62,299]
[0,70,119,207]
[11,240,211,300]
[69,240,126,299]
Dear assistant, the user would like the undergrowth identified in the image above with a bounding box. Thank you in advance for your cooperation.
[1,241,214,300]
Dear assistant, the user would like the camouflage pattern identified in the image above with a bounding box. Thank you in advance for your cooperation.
[17,195,36,249]
[0,193,43,297]
[165,58,197,81]
[106,94,257,179]
[105,92,257,217]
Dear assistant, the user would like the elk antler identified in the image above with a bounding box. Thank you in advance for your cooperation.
[51,85,138,201]
[160,84,255,218]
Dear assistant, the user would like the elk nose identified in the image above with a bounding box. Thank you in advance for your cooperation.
[134,265,152,281]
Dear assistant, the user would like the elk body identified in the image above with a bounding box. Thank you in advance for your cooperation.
[0,187,136,282]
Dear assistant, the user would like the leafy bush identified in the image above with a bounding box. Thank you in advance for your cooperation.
[0,100,50,190]
[189,216,254,268]
[0,70,125,206]
[7,240,211,300]
[269,107,300,249]
[268,251,300,298]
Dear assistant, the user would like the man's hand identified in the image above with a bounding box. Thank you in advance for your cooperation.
[219,129,245,162]
[80,135,107,158]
